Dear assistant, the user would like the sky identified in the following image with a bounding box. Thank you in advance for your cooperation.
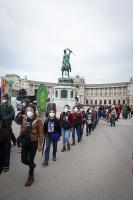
[0,0,133,84]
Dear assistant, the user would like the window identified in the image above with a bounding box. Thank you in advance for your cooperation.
[95,99,97,105]
[86,99,88,105]
[109,99,111,105]
[113,99,116,104]
[118,99,121,104]
[123,99,125,105]
[104,99,106,105]
[70,91,74,98]
[61,90,68,98]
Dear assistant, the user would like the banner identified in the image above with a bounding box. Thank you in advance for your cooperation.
[37,84,48,114]
[1,78,12,97]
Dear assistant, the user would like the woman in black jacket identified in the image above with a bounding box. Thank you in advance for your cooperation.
[42,109,61,166]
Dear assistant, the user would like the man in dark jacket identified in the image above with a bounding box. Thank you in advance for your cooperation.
[0,94,16,146]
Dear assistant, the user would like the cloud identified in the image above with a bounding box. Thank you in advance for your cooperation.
[0,0,133,83]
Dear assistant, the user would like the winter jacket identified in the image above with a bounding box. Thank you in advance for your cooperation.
[20,116,44,145]
[60,112,74,130]
[44,117,61,137]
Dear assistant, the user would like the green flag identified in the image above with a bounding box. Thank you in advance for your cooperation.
[37,84,48,114]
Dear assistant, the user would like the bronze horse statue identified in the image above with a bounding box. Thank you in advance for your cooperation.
[61,49,72,77]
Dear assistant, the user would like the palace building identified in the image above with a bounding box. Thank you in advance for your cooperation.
[1,74,133,106]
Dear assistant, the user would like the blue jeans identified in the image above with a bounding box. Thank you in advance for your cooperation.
[72,125,81,141]
[44,135,57,161]
[62,128,71,145]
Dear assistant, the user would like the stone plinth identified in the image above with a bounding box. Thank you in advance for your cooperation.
[53,77,76,113]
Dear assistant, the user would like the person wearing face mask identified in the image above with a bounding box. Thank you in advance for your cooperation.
[15,98,30,148]
[0,94,16,146]
[42,109,61,166]
[80,106,86,139]
[19,104,44,187]
[72,106,83,144]
[60,105,73,152]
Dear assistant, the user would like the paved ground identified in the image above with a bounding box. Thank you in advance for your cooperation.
[0,118,133,200]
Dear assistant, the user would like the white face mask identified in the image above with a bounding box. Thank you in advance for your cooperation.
[74,108,78,112]
[80,109,83,112]
[49,112,55,118]
[27,111,34,118]
[2,99,7,103]
[64,108,68,113]
[23,102,26,106]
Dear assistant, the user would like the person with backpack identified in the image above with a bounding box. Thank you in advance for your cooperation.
[60,105,73,152]
[42,109,61,166]
[20,104,44,187]
[0,94,16,146]
[0,114,11,175]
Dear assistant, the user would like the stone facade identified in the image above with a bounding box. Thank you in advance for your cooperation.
[2,74,133,105]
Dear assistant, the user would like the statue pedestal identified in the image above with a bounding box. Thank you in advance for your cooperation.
[53,77,76,113]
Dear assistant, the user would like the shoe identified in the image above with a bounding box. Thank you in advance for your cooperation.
[67,143,70,151]
[3,167,9,173]
[42,161,48,166]
[61,145,66,152]
[71,141,75,146]
[25,176,34,187]
[86,133,89,136]
[53,157,56,161]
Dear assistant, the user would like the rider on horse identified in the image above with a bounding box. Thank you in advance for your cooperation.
[61,49,72,77]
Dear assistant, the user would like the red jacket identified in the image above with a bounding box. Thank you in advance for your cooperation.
[73,112,83,127]
[60,112,74,129]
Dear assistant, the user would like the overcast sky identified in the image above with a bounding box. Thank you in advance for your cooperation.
[0,0,133,83]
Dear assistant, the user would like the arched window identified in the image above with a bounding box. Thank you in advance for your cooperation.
[104,99,106,105]
[118,99,121,104]
[86,99,88,105]
[109,99,111,105]
[95,99,97,105]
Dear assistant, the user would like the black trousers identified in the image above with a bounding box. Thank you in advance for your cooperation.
[0,129,11,174]
[21,141,38,176]
[3,120,16,144]
[86,123,92,134]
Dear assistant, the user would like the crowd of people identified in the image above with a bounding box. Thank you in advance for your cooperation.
[0,94,133,187]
